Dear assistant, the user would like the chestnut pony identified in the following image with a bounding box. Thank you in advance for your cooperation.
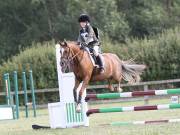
[59,41,146,112]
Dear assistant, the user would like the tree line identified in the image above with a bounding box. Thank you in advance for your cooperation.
[0,0,180,63]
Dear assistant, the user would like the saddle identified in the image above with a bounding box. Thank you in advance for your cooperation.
[89,48,99,65]
[85,47,102,68]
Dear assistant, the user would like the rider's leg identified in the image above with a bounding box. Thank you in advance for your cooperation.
[98,54,105,73]
[93,45,104,73]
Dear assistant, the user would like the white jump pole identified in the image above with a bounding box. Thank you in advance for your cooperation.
[48,44,89,128]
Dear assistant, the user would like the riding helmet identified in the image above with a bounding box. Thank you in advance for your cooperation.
[78,14,90,22]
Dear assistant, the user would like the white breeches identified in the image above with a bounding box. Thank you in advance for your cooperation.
[93,45,100,56]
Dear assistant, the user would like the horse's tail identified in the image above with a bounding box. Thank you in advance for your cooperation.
[121,60,146,84]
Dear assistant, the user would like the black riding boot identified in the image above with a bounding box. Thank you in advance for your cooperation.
[97,54,104,73]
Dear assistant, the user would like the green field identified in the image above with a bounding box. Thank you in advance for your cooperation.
[1,99,180,135]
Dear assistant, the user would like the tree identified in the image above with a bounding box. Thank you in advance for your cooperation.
[116,0,180,38]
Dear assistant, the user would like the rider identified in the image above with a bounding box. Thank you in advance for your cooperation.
[77,14,105,73]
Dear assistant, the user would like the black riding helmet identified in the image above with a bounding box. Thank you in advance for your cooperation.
[78,14,90,22]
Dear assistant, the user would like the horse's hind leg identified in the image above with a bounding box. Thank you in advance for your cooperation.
[108,79,114,91]
[114,76,123,93]
[117,82,123,92]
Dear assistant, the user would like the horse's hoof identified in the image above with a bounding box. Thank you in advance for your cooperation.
[109,86,114,91]
[76,104,81,113]
[118,88,123,93]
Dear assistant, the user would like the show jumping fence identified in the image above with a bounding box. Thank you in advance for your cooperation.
[1,70,36,120]
[87,103,180,116]
[109,118,180,126]
[85,87,180,126]
[47,44,180,128]
[86,88,180,101]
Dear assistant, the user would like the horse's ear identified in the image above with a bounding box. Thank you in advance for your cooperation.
[63,39,67,46]
[58,41,63,46]
[58,40,67,47]
[64,41,67,47]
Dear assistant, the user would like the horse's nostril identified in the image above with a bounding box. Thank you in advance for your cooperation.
[60,61,64,66]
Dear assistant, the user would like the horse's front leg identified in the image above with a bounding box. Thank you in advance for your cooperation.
[76,77,90,112]
[73,79,80,103]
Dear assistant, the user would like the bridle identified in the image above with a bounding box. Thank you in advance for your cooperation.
[60,46,83,71]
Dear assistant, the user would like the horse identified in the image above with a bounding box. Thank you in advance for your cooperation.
[59,41,146,112]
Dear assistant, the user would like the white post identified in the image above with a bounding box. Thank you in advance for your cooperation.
[48,44,89,128]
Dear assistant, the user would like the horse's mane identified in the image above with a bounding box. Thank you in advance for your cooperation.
[66,41,80,50]
[66,41,77,45]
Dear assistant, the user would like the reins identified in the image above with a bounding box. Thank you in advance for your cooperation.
[63,46,84,67]
[69,48,82,61]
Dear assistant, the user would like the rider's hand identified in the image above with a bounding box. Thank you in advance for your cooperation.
[81,42,87,46]
[80,43,87,50]
[77,42,81,45]
[79,43,84,50]
[80,45,84,50]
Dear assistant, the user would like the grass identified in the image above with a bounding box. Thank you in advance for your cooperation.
[1,99,180,135]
